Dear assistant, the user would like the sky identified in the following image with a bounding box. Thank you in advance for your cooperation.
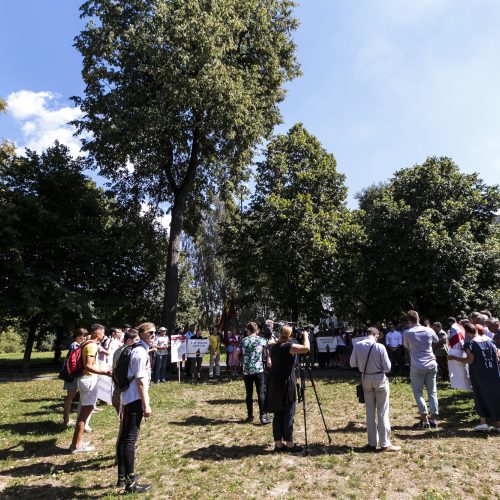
[1,0,499,209]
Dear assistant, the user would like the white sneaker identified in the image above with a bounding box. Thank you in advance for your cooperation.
[71,443,95,454]
[84,426,93,433]
[472,423,489,432]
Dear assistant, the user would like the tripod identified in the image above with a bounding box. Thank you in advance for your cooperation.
[296,357,332,456]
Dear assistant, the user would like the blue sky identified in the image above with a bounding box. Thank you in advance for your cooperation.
[1,0,499,208]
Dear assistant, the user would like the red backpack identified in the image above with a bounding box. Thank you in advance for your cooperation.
[58,340,95,382]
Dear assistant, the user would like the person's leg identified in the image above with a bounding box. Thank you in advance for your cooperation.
[255,372,266,417]
[375,376,391,448]
[71,405,93,449]
[363,378,377,447]
[273,410,283,446]
[244,375,254,419]
[410,367,429,421]
[209,356,214,378]
[215,353,221,377]
[122,400,143,483]
[425,367,439,420]
[71,376,97,449]
[63,388,78,425]
[153,355,161,383]
[283,401,297,447]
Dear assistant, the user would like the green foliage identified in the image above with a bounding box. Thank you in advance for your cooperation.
[73,0,300,329]
[0,328,24,353]
[354,156,500,322]
[233,123,350,322]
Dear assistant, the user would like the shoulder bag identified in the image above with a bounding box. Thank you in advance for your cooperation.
[356,343,375,404]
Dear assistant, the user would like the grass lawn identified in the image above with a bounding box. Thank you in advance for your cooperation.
[0,361,499,499]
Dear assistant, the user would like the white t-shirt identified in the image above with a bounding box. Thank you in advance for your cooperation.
[121,341,151,406]
[155,334,169,354]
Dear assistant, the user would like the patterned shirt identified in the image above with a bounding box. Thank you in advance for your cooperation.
[239,335,267,375]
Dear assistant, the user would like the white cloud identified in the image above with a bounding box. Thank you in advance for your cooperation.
[7,90,85,157]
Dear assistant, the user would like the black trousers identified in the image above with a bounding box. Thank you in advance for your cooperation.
[117,399,143,479]
[244,372,266,417]
[273,400,296,442]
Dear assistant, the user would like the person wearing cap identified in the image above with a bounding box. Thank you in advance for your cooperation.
[153,327,169,383]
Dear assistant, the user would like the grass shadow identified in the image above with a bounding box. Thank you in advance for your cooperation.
[205,398,244,405]
[183,443,271,460]
[170,415,245,426]
[0,455,114,477]
[0,483,108,499]
[326,420,365,434]
[0,420,66,435]
[0,439,63,460]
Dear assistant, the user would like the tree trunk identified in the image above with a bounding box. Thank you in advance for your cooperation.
[53,324,65,365]
[21,317,38,373]
[162,199,185,331]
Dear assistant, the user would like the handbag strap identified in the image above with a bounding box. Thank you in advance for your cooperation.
[362,343,376,376]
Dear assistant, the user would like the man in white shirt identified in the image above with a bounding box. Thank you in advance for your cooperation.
[350,327,400,452]
[116,322,154,493]
[385,323,403,375]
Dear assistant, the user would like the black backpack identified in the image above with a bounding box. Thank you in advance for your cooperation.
[112,344,140,392]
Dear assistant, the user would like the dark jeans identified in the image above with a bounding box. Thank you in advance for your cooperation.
[388,346,403,373]
[117,399,143,480]
[273,400,296,442]
[192,355,202,377]
[154,353,168,382]
[436,355,449,381]
[244,372,266,417]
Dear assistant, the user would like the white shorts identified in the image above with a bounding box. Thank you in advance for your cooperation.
[77,375,98,406]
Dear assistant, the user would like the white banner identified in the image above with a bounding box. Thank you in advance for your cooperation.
[316,337,338,352]
[96,374,113,404]
[187,338,209,358]
[170,335,187,363]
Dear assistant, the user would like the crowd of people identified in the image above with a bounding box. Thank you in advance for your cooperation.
[60,309,499,493]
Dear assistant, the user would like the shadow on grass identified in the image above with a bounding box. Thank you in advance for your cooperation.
[183,442,379,460]
[0,439,64,460]
[1,483,109,499]
[170,415,245,426]
[0,455,114,477]
[326,421,365,434]
[205,398,244,405]
[0,420,66,435]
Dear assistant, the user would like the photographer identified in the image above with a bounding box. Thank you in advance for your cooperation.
[264,325,309,452]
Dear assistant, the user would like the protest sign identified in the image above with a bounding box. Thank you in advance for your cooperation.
[170,335,186,363]
[316,337,338,353]
[187,338,209,358]
[96,374,113,403]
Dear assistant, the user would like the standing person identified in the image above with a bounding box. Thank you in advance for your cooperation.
[191,327,205,381]
[447,317,472,390]
[238,322,271,424]
[184,324,195,377]
[153,327,169,383]
[62,328,88,426]
[448,321,500,432]
[350,327,400,452]
[228,329,240,376]
[432,322,449,382]
[403,310,440,429]
[385,323,403,375]
[488,318,500,348]
[265,325,309,452]
[70,324,112,453]
[116,322,154,493]
[208,327,221,379]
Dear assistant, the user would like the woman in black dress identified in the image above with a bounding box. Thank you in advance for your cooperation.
[265,325,310,452]
[448,321,500,432]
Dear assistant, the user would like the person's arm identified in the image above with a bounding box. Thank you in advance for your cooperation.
[403,332,409,350]
[84,344,112,376]
[381,345,391,373]
[349,345,358,368]
[136,377,152,417]
[448,347,474,364]
[431,332,439,344]
[290,331,310,354]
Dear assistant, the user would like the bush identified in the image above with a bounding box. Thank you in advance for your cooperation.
[0,328,24,353]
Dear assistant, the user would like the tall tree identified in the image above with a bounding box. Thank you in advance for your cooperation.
[73,0,300,331]
[245,123,350,322]
[355,156,500,322]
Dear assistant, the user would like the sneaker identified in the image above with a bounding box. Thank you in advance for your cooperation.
[493,427,500,433]
[71,443,95,454]
[125,481,152,494]
[260,414,272,425]
[472,423,489,432]
[428,420,439,429]
[117,474,141,487]
[273,445,285,453]
[381,444,401,453]
[84,426,93,433]
[244,416,254,423]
